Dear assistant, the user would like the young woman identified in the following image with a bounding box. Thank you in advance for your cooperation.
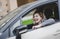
[27,10,55,30]
[32,11,46,29]
[27,10,46,30]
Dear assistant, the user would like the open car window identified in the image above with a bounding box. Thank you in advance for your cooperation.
[21,2,59,27]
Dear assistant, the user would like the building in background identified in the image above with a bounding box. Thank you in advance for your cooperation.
[17,0,36,7]
[0,0,18,20]
[0,0,36,20]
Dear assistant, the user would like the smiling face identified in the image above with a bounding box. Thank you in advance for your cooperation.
[33,13,43,24]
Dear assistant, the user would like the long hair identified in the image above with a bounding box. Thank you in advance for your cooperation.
[33,10,44,19]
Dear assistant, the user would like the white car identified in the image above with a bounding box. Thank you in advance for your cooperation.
[0,0,60,39]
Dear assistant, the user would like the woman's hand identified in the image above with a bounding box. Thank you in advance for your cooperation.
[32,26,36,29]
[32,24,42,29]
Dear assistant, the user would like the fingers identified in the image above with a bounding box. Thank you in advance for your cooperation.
[32,26,37,30]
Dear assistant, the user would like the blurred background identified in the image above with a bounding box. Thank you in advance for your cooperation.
[0,0,36,20]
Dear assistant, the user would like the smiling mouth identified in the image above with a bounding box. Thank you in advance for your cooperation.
[34,19,38,21]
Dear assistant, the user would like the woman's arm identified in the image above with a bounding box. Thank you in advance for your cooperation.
[32,18,55,29]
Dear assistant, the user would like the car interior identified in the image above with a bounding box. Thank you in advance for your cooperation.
[22,2,59,26]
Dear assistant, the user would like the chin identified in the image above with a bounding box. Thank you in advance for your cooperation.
[34,20,39,23]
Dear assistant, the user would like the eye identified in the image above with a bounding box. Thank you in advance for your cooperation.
[35,15,38,17]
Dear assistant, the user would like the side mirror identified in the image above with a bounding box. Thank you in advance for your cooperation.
[13,25,27,35]
[13,25,27,39]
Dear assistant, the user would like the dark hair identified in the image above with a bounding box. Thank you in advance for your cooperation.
[33,10,44,19]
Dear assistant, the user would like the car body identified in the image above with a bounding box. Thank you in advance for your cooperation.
[0,0,60,39]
